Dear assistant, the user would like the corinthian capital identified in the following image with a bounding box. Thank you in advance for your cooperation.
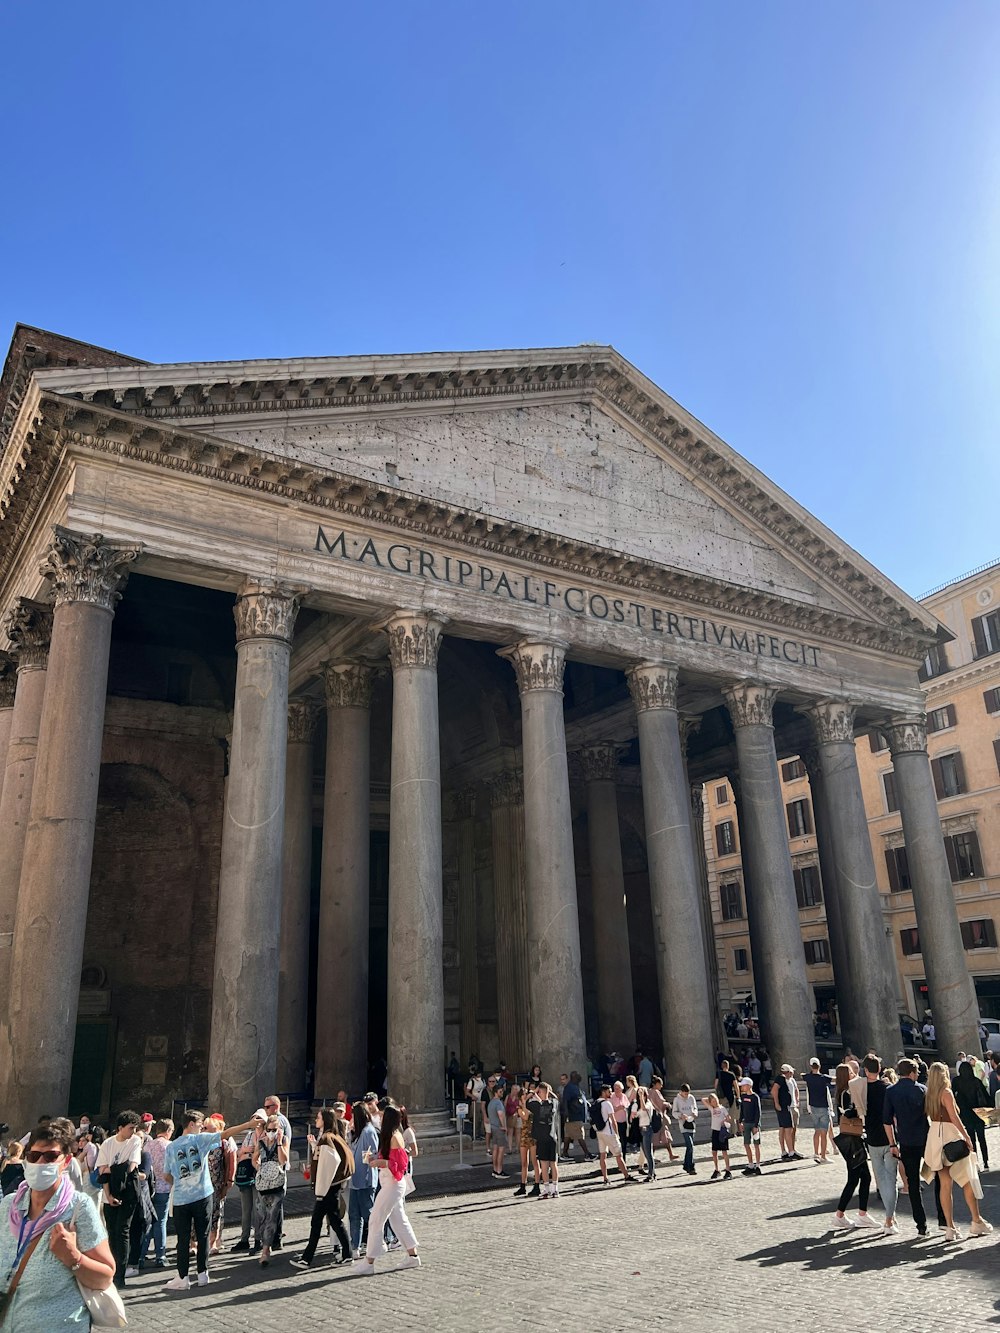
[2,599,53,671]
[498,639,566,694]
[578,742,619,784]
[723,681,777,729]
[0,652,15,708]
[448,789,477,821]
[287,697,320,743]
[384,611,447,670]
[626,661,678,712]
[323,660,376,709]
[39,527,140,611]
[805,699,857,746]
[885,713,927,757]
[489,768,524,809]
[233,579,302,644]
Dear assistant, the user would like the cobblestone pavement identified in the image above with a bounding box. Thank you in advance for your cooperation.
[122,1124,1000,1333]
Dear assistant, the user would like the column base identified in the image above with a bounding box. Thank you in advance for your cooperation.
[407,1107,455,1142]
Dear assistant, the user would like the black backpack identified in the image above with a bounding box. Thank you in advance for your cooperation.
[533,1100,554,1138]
[589,1099,606,1134]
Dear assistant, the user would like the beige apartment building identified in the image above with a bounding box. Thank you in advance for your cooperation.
[706,558,1000,1033]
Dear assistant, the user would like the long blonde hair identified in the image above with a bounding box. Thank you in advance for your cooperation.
[925,1061,951,1120]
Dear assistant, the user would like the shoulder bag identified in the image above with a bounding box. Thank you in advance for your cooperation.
[71,1198,128,1328]
[943,1138,970,1164]
[837,1092,864,1137]
[255,1156,285,1193]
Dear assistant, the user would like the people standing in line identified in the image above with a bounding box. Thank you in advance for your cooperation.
[488,1083,508,1180]
[858,1055,898,1236]
[351,1106,420,1275]
[162,1108,261,1291]
[883,1058,932,1236]
[953,1060,991,1169]
[140,1118,173,1269]
[294,1109,353,1268]
[348,1103,379,1256]
[772,1064,802,1161]
[831,1063,878,1231]
[251,1111,289,1267]
[701,1094,733,1181]
[648,1076,678,1162]
[803,1058,835,1163]
[737,1078,763,1176]
[95,1110,143,1288]
[672,1083,699,1176]
[594,1085,632,1185]
[923,1061,993,1241]
[531,1083,561,1199]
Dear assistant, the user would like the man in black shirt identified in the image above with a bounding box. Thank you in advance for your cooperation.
[883,1057,937,1236]
[715,1060,738,1115]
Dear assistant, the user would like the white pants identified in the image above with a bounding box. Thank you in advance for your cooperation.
[365,1171,417,1260]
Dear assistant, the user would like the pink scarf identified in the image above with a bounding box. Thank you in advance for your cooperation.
[7,1174,75,1244]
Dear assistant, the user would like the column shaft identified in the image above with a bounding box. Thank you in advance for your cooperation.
[386,615,445,1115]
[455,793,479,1064]
[209,580,301,1114]
[276,699,317,1093]
[0,654,14,790]
[316,664,372,1097]
[490,773,531,1069]
[627,665,715,1087]
[723,682,814,1074]
[0,530,137,1128]
[887,714,981,1060]
[501,641,586,1079]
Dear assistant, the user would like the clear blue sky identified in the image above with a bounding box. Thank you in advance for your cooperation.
[3,2,998,598]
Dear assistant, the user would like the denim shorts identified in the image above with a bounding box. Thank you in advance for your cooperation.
[810,1108,831,1130]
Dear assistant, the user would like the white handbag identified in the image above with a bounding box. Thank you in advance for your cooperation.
[71,1198,128,1327]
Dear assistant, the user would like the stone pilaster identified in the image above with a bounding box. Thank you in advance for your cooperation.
[316,662,374,1096]
[489,770,531,1069]
[885,711,981,1060]
[208,579,302,1114]
[0,601,54,1007]
[578,742,636,1057]
[0,529,139,1128]
[721,680,813,1075]
[499,639,586,1078]
[386,612,447,1117]
[803,700,901,1063]
[276,697,319,1093]
[626,661,714,1086]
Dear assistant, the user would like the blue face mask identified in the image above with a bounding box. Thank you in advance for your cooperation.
[24,1161,61,1191]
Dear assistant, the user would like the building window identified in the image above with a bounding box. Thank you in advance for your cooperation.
[984,687,1000,715]
[961,919,998,951]
[794,864,823,909]
[926,704,957,733]
[720,881,743,921]
[804,939,829,965]
[973,610,1000,659]
[931,752,966,799]
[918,643,949,681]
[944,830,984,881]
[900,927,921,957]
[782,759,805,782]
[786,798,813,838]
[881,770,898,814]
[885,846,912,893]
[868,729,891,754]
[715,784,729,806]
[733,947,749,973]
[716,821,737,856]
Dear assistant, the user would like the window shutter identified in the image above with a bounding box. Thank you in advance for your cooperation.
[931,757,945,800]
[974,615,988,657]
[970,832,984,878]
[803,800,813,835]
[953,752,966,795]
[944,835,959,882]
[985,689,1000,714]
[994,737,1000,777]
[885,848,900,893]
[868,731,880,754]
[946,703,957,727]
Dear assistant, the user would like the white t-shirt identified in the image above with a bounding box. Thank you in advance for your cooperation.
[96,1133,142,1173]
[709,1105,730,1132]
[402,1126,417,1154]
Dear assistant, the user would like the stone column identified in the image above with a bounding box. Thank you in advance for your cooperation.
[276,697,318,1093]
[0,601,53,1007]
[0,655,15,784]
[208,579,301,1114]
[489,770,531,1068]
[886,712,981,1060]
[386,613,447,1118]
[579,743,636,1056]
[722,681,813,1074]
[316,662,373,1097]
[0,529,138,1127]
[626,663,715,1087]
[800,742,856,1050]
[804,702,901,1062]
[690,781,726,1054]
[499,640,586,1078]
[453,790,479,1065]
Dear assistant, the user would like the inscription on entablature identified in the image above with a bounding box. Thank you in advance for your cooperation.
[313,523,823,668]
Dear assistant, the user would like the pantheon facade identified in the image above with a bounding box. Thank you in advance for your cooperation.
[0,326,980,1129]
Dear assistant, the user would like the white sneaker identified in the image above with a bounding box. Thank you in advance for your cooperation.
[969,1219,994,1237]
[350,1258,376,1276]
[124,1267,139,1278]
[944,1226,964,1242]
[387,1240,402,1252]
[852,1214,880,1229]
[832,1215,853,1230]
[399,1253,421,1269]
[164,1275,190,1291]
[197,1271,210,1286]
[881,1221,900,1236]
[352,1248,361,1259]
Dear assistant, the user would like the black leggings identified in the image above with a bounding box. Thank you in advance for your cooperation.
[967,1118,989,1166]
[302,1184,351,1262]
[838,1159,871,1213]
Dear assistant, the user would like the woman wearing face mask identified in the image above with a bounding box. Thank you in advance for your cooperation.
[252,1116,289,1267]
[0,1121,116,1330]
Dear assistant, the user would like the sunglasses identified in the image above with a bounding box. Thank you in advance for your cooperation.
[26,1150,62,1164]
